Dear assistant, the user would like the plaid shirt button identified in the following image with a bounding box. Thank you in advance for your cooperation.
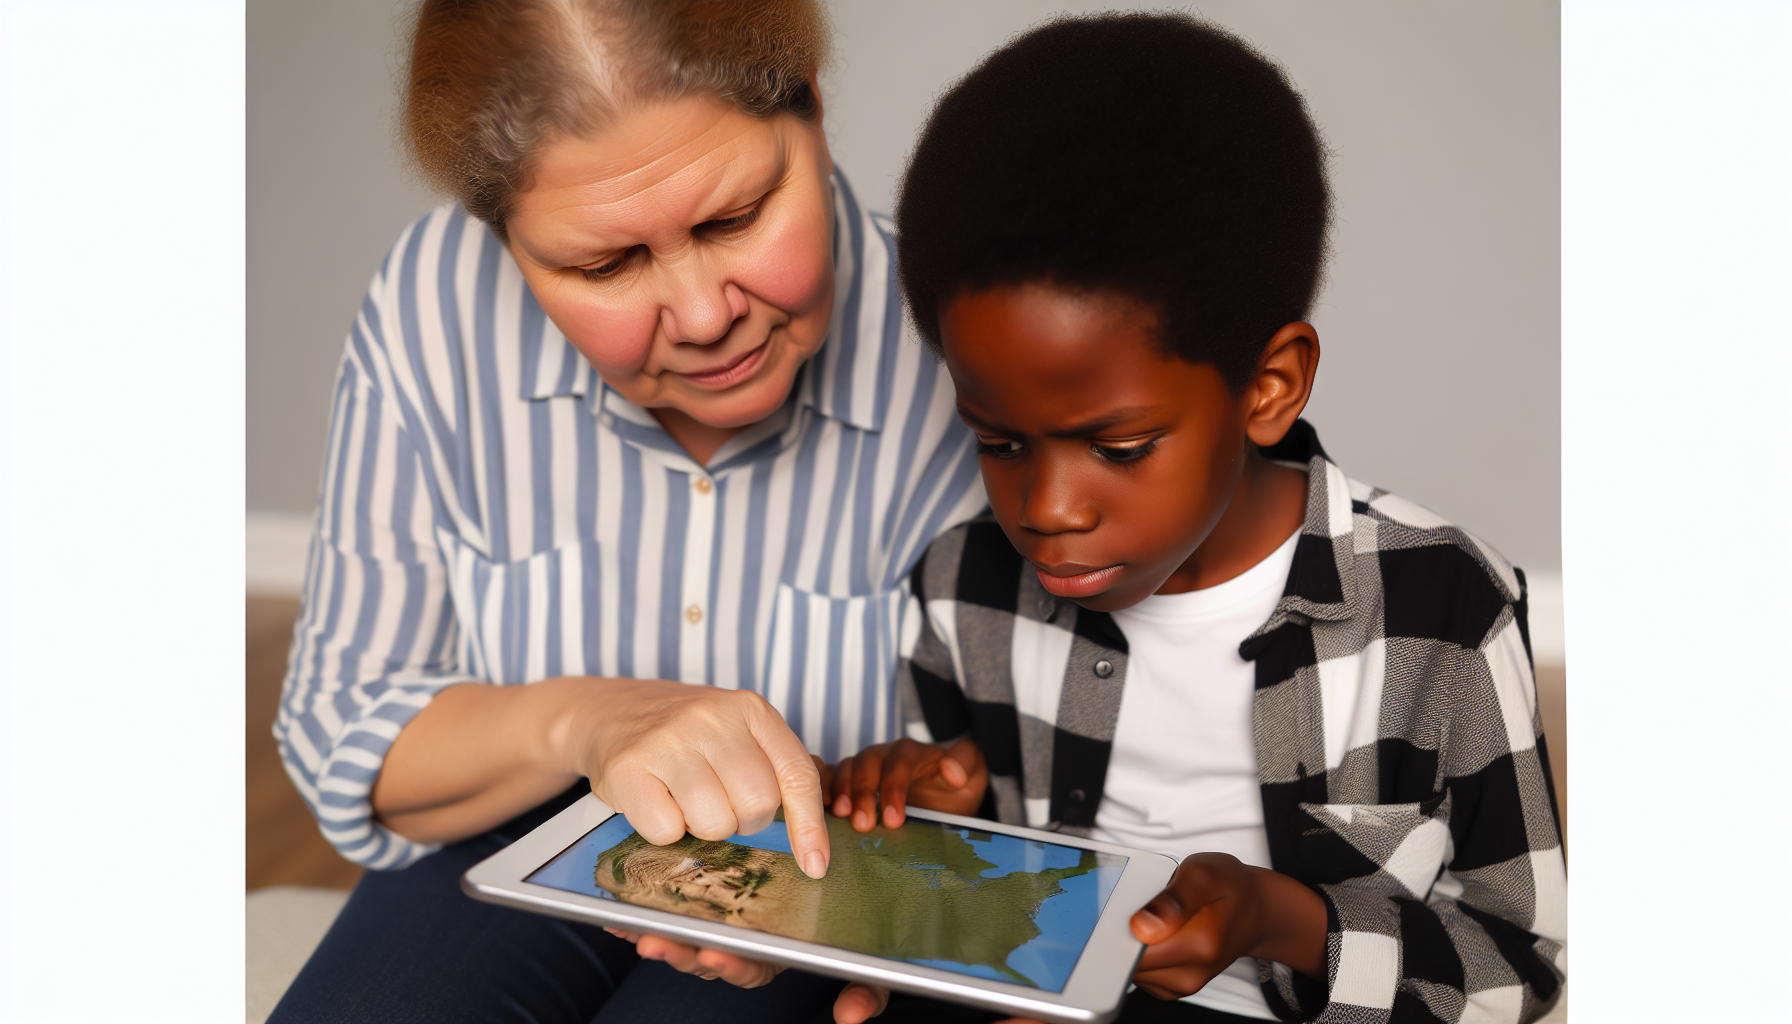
[1093,659,1114,678]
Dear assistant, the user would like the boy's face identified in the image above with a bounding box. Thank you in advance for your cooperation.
[940,284,1294,612]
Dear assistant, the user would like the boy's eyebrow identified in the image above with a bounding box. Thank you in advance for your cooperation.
[1043,407,1157,437]
[957,405,1159,437]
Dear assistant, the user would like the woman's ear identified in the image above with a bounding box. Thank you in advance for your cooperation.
[1243,321,1320,448]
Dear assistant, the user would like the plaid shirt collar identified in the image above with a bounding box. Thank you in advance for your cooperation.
[1240,420,1521,650]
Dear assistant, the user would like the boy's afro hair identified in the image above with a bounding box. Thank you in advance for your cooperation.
[895,12,1331,390]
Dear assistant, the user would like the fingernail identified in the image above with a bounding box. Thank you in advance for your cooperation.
[803,850,827,878]
[1135,906,1163,932]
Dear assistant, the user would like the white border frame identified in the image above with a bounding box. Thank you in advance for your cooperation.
[464,795,1177,1024]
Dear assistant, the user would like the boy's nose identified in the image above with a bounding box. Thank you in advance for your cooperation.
[1017,458,1099,534]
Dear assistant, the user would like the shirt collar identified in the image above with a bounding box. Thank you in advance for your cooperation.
[524,170,888,435]
[1273,421,1361,624]
[1252,419,1522,633]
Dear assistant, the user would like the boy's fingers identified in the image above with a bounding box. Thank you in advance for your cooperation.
[1131,889,1185,943]
[849,746,888,831]
[1133,964,1220,1001]
[828,755,855,817]
[937,754,968,789]
[879,752,919,828]
[947,735,986,772]
[1135,898,1234,975]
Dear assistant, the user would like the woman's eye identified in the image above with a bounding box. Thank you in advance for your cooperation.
[1091,439,1158,463]
[976,439,1023,459]
[578,250,633,280]
[702,207,760,234]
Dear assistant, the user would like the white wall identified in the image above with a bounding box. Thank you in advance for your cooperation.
[247,0,436,519]
[248,0,1560,583]
[820,1,1560,576]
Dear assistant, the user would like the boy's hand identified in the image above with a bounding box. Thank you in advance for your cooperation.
[821,737,988,831]
[1129,853,1328,1000]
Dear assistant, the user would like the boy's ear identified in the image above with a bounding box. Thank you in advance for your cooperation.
[1243,322,1319,449]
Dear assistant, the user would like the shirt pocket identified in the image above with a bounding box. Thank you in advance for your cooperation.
[762,582,906,763]
[1295,792,1453,899]
[438,529,606,686]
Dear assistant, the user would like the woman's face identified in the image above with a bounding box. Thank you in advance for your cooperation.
[506,94,836,430]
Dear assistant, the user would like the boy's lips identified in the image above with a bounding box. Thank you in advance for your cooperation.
[1034,563,1123,598]
[676,341,769,389]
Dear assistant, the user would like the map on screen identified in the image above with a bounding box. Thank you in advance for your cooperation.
[526,811,1128,992]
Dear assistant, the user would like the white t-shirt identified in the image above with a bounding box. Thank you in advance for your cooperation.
[1093,528,1300,1021]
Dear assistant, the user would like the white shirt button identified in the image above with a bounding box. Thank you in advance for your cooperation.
[694,477,713,495]
[686,604,703,625]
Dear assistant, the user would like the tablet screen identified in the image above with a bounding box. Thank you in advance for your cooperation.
[526,811,1128,993]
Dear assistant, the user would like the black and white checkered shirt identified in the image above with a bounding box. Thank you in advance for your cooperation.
[896,423,1566,1024]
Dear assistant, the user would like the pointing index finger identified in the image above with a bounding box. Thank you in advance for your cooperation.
[748,705,830,879]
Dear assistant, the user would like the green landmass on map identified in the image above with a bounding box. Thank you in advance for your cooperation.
[591,815,1099,987]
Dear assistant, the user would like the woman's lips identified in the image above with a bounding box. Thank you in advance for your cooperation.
[1034,564,1123,599]
[677,341,769,390]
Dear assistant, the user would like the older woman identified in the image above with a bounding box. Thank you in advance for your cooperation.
[270,1,982,1020]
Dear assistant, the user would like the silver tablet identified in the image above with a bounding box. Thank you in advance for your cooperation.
[463,794,1177,1024]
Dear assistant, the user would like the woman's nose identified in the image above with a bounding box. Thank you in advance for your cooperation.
[660,279,750,346]
[1016,454,1099,534]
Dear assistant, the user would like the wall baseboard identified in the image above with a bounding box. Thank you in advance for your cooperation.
[244,512,1566,665]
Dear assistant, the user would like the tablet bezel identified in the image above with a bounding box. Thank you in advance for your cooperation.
[462,793,1177,1024]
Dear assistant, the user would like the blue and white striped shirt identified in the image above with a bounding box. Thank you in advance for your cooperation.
[277,174,986,869]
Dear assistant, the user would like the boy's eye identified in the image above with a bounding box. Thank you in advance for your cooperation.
[1091,439,1158,464]
[976,438,1024,459]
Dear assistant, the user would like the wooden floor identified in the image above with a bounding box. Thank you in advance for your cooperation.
[246,596,1568,890]
[248,595,363,891]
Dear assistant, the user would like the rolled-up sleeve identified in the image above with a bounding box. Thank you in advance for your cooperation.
[274,258,472,871]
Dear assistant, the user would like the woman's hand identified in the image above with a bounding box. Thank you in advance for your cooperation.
[373,676,832,879]
[552,677,832,878]
[822,736,988,831]
[602,928,892,1023]
[1129,854,1328,1000]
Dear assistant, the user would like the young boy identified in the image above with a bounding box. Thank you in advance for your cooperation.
[825,13,1566,1024]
